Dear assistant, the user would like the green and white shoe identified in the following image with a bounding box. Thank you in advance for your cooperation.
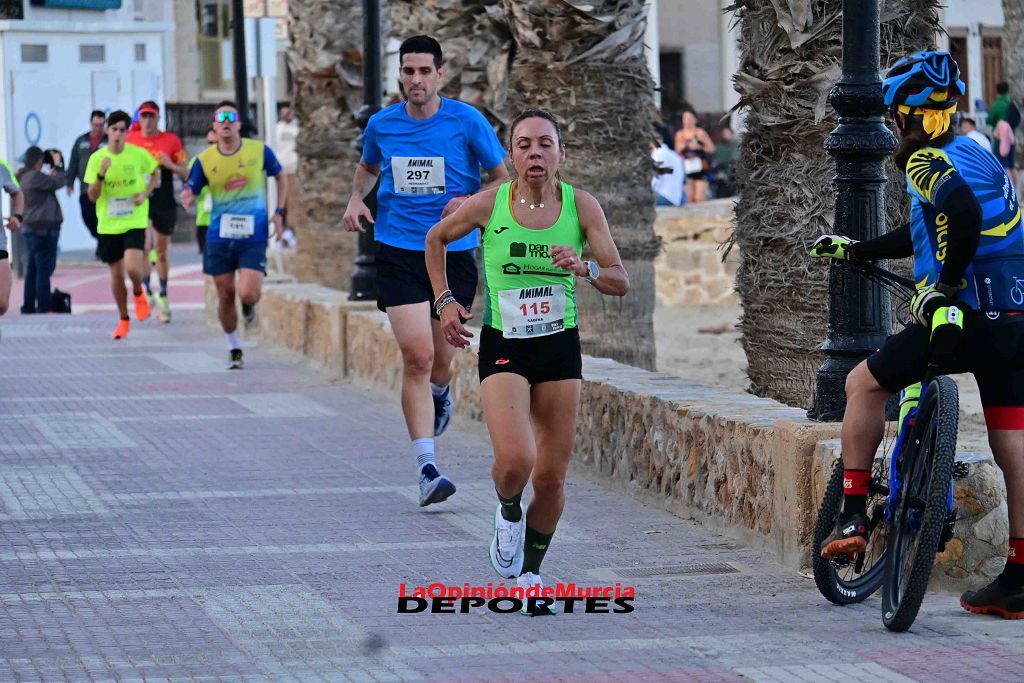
[156,295,171,323]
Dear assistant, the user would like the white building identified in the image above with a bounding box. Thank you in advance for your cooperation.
[0,0,174,251]
[654,0,1006,124]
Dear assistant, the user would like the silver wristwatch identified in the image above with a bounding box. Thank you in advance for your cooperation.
[584,260,600,283]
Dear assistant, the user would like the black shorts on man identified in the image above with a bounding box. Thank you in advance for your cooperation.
[97,228,147,265]
[375,242,477,320]
[867,312,1024,429]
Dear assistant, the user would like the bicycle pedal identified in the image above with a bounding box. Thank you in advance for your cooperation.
[952,461,970,480]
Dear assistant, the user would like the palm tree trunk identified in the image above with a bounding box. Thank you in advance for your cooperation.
[501,0,660,370]
[727,0,941,407]
[288,0,365,290]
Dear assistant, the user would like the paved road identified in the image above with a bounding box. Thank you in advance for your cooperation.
[0,303,1021,681]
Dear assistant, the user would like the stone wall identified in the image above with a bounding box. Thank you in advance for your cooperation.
[654,200,739,306]
[233,280,1009,586]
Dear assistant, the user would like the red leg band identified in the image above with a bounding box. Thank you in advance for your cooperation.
[984,407,1024,430]
[843,469,871,497]
[1008,538,1024,565]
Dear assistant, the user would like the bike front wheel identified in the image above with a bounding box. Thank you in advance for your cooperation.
[881,375,958,632]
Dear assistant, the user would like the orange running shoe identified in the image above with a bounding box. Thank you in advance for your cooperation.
[134,291,151,321]
[112,319,130,340]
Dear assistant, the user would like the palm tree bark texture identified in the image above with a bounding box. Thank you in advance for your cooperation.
[725,0,940,408]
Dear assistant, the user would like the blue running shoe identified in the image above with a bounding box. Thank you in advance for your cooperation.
[433,386,453,436]
[418,464,456,507]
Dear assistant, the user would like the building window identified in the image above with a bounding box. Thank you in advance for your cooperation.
[21,44,48,63]
[80,45,106,63]
[197,0,233,91]
[135,43,147,62]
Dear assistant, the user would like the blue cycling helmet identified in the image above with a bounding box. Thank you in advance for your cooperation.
[882,51,966,109]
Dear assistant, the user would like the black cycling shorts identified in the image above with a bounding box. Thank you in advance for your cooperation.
[97,228,147,265]
[478,325,583,385]
[867,312,1024,429]
[149,205,178,236]
[375,242,477,320]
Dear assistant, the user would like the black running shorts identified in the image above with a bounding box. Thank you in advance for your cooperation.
[149,205,178,236]
[375,242,477,320]
[97,228,147,265]
[478,325,583,385]
[867,312,1024,429]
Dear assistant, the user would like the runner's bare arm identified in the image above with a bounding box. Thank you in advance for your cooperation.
[271,172,288,238]
[342,159,380,232]
[136,169,160,205]
[426,191,495,348]
[575,189,629,296]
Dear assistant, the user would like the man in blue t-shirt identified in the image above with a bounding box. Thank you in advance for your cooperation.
[343,35,508,507]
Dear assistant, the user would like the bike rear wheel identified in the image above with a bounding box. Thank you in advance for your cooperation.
[881,375,958,632]
[812,458,889,604]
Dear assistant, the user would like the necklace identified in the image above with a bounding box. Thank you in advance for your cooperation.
[519,197,545,210]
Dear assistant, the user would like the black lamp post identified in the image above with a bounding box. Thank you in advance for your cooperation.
[230,0,257,138]
[809,0,896,421]
[349,0,382,301]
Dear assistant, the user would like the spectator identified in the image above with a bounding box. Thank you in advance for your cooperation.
[711,125,738,198]
[0,159,23,318]
[652,125,685,207]
[959,117,991,150]
[994,117,1017,188]
[66,110,106,256]
[986,82,1013,131]
[674,111,715,203]
[276,106,299,236]
[18,147,66,314]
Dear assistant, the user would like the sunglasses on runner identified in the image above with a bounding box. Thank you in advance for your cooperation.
[215,111,239,123]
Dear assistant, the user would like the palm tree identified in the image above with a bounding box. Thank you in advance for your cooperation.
[726,0,941,407]
[288,0,365,290]
[501,0,660,370]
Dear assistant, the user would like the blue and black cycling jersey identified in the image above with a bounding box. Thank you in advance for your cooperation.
[905,136,1023,311]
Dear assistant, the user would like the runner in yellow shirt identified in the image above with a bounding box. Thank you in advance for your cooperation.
[84,110,159,339]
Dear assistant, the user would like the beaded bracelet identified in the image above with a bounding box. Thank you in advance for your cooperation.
[435,295,457,317]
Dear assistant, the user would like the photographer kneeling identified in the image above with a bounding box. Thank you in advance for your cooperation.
[18,147,65,313]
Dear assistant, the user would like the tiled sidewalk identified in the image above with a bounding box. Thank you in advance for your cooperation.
[0,311,1020,682]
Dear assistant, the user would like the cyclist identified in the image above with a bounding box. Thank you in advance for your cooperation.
[425,108,628,614]
[811,51,1024,619]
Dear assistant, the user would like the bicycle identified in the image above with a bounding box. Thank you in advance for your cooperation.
[812,259,962,632]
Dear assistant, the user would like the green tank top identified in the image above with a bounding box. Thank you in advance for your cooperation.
[482,181,587,335]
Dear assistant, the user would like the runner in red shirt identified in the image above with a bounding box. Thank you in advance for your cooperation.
[126,101,187,323]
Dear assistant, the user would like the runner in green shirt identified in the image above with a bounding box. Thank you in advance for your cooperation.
[425,108,629,615]
[84,110,159,340]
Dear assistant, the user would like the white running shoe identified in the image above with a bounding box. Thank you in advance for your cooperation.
[517,572,558,616]
[489,504,525,578]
